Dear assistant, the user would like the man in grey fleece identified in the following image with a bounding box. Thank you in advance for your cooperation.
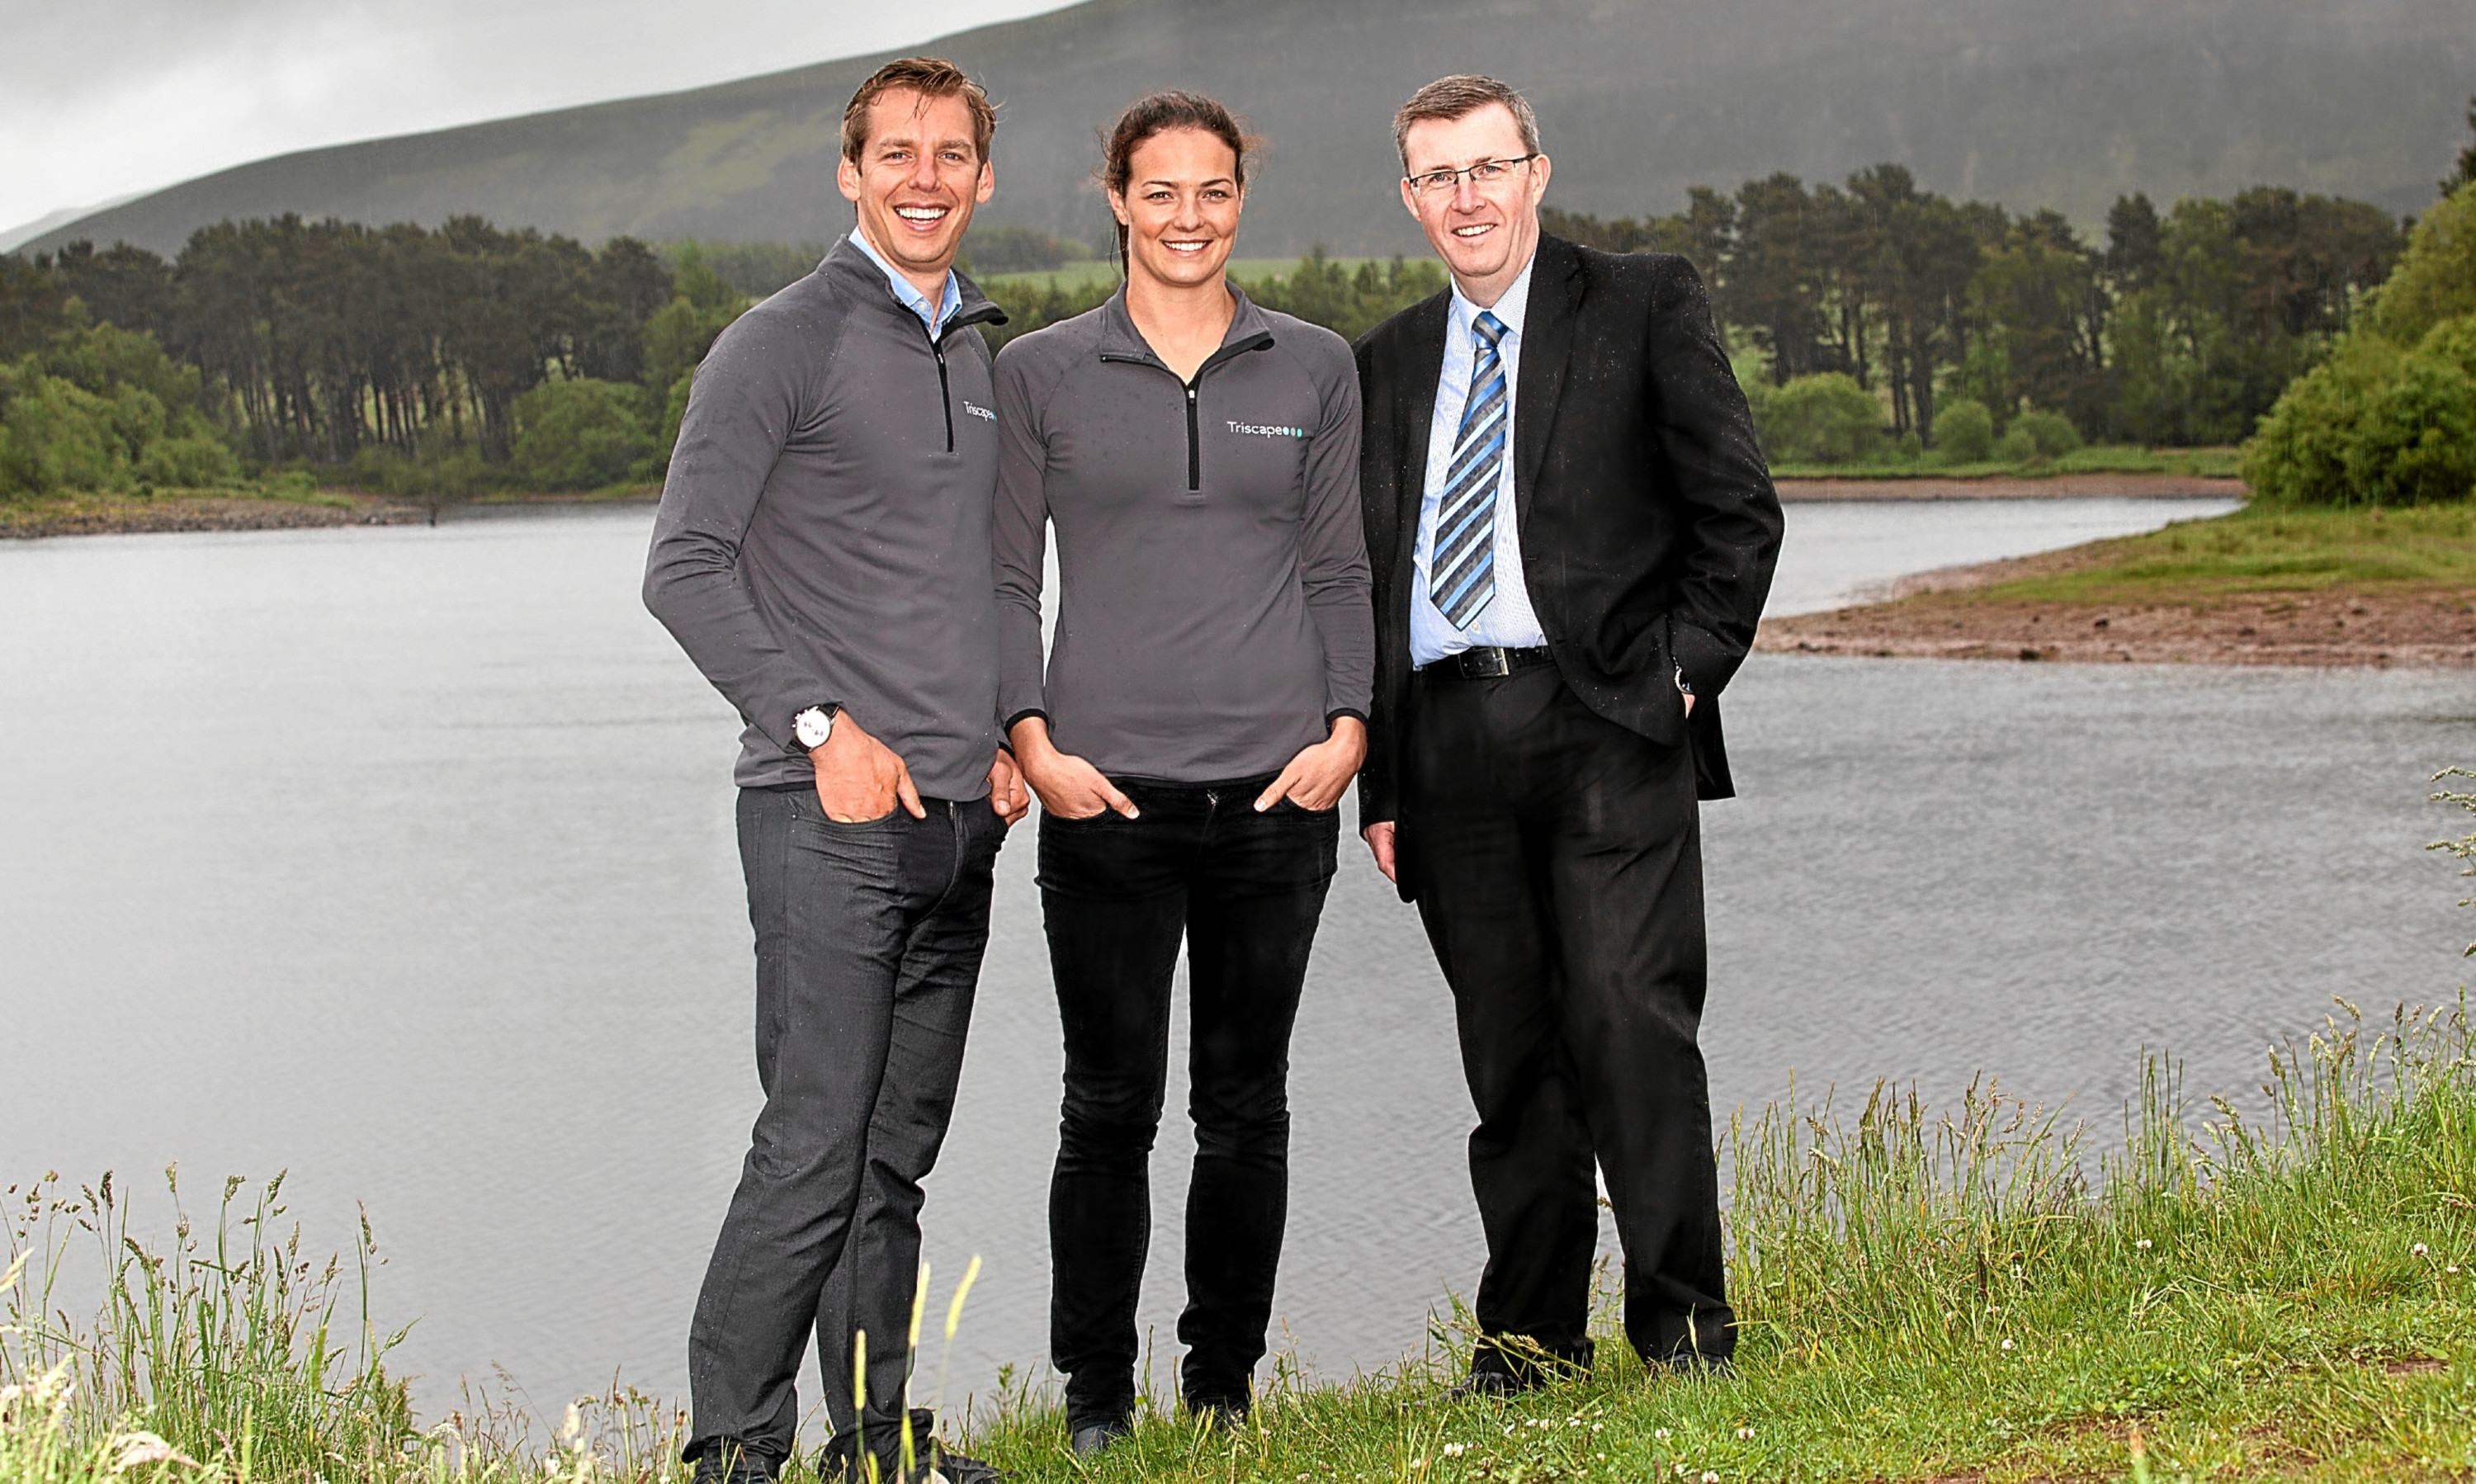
[641,57,1023,1484]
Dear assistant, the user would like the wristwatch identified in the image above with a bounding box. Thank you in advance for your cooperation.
[793,705,839,751]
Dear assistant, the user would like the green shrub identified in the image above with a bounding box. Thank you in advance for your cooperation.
[1995,425,2038,462]
[0,361,118,494]
[2245,314,2476,504]
[350,442,492,500]
[0,321,243,499]
[2368,179,2476,345]
[136,433,241,488]
[1755,372,1883,464]
[2014,408,2083,457]
[511,377,654,490]
[1933,398,1995,461]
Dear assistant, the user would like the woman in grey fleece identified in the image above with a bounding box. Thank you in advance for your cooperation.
[991,92,1373,1455]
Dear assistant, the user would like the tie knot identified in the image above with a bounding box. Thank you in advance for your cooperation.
[1473,310,1506,350]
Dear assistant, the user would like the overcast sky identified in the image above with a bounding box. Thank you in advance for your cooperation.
[0,0,1075,234]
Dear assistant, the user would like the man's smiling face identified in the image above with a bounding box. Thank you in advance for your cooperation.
[837,86,995,292]
[1398,101,1551,305]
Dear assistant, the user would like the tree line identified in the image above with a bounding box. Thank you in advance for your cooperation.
[1539,167,2404,453]
[2,127,2464,502]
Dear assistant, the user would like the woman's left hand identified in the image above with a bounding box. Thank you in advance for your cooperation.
[1254,716,1368,813]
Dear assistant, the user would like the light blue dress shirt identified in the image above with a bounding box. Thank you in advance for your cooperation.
[1410,251,1548,666]
[848,227,962,338]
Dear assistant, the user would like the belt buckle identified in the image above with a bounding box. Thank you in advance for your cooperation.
[1467,647,1511,678]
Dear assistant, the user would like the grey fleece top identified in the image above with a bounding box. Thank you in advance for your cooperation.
[643,237,1007,799]
[993,286,1374,783]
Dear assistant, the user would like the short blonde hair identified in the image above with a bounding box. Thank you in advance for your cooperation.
[1392,74,1542,169]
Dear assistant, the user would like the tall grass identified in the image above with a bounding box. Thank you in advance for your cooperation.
[10,995,2475,1481]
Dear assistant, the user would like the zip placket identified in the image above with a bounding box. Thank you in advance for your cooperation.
[1100,331,1273,492]
[920,303,1006,453]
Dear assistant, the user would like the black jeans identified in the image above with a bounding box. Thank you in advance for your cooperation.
[1037,777,1340,1428]
[1399,665,1734,1374]
[687,788,1005,1476]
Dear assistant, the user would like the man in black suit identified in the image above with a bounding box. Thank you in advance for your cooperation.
[1354,74,1781,1390]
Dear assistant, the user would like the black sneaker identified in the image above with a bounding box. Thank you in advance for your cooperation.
[1441,1368,1535,1403]
[921,1439,1004,1484]
[688,1443,779,1484]
[1186,1396,1249,1433]
[1067,1416,1130,1458]
[1651,1351,1735,1382]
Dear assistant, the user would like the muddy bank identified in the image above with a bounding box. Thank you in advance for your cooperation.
[0,493,433,538]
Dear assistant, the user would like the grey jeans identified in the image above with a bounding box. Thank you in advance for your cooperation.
[688,787,1004,1473]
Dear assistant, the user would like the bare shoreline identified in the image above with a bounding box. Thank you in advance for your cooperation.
[0,491,650,539]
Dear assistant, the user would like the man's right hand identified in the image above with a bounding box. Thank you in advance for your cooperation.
[1363,820,1398,884]
[1007,717,1138,821]
[812,711,925,823]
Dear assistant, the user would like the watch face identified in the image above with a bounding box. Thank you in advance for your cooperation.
[796,709,833,748]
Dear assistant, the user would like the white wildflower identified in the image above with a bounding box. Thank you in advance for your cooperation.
[111,1432,194,1470]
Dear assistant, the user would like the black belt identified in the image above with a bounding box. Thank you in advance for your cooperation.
[1418,645,1557,681]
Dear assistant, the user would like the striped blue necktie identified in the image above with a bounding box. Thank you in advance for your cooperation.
[1431,310,1508,628]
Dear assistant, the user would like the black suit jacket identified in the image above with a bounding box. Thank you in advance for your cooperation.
[1354,234,1783,832]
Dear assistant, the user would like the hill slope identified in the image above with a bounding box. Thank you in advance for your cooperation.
[23,0,2476,259]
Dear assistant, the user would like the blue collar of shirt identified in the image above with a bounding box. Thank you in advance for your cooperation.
[847,228,961,338]
[1448,248,1536,347]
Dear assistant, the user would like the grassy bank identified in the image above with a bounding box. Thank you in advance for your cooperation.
[1955,503,2476,607]
[1769,444,2243,482]
[13,973,2476,1483]
[1759,503,2476,665]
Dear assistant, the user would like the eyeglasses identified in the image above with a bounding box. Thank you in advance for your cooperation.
[1403,155,1540,199]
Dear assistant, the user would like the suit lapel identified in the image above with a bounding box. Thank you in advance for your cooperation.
[1512,236,1584,535]
[1394,293,1451,588]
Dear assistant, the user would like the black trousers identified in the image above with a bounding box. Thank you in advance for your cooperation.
[1037,777,1340,1427]
[687,788,1004,1475]
[1398,664,1733,1373]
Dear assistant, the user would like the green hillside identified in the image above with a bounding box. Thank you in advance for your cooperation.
[20,0,2476,258]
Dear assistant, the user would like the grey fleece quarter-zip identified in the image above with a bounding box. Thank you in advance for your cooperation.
[643,237,1009,800]
[993,286,1374,784]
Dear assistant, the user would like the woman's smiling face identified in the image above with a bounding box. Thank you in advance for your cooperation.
[1112,126,1243,291]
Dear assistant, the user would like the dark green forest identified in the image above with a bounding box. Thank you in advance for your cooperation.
[3,118,2471,502]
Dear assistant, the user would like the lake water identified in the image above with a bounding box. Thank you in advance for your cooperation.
[5,497,2469,1430]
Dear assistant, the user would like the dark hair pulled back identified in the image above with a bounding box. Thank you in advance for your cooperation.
[1098,91,1259,272]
